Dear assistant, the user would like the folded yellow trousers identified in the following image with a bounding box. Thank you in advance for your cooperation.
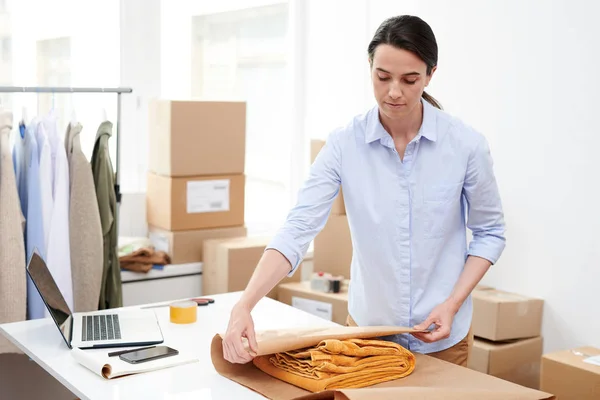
[253,338,416,392]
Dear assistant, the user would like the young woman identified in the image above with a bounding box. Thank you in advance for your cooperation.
[222,15,506,367]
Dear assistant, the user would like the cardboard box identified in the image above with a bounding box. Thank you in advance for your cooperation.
[310,139,345,215]
[149,100,246,177]
[277,281,349,325]
[202,237,301,299]
[148,225,247,264]
[313,214,352,279]
[146,173,245,231]
[472,289,544,341]
[540,346,600,400]
[468,336,543,389]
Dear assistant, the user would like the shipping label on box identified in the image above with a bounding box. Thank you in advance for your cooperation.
[146,173,245,231]
[583,355,600,367]
[187,179,230,213]
[148,230,170,253]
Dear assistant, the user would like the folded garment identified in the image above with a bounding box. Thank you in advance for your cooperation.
[119,248,170,272]
[253,338,416,393]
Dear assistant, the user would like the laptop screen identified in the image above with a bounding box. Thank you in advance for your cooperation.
[26,252,73,347]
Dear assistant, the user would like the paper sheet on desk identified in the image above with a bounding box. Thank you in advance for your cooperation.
[71,348,198,379]
[210,325,556,400]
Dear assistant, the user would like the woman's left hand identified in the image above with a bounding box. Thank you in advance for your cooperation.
[411,300,459,343]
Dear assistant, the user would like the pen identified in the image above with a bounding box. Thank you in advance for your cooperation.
[141,298,214,309]
[108,346,156,357]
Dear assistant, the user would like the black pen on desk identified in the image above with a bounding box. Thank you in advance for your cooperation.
[108,346,156,357]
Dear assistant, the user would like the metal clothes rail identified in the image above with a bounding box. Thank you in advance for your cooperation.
[0,86,133,203]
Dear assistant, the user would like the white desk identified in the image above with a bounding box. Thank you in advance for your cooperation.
[0,293,336,400]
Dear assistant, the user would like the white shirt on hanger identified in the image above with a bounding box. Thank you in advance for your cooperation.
[35,122,53,253]
[42,114,74,312]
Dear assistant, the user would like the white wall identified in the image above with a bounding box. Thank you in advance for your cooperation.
[119,0,161,193]
[303,0,372,141]
[366,0,600,353]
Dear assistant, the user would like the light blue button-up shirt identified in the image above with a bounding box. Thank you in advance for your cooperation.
[13,120,47,320]
[268,98,506,353]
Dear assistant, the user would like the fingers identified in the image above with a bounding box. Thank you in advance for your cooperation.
[232,336,254,363]
[428,326,451,342]
[413,316,436,331]
[411,331,433,343]
[223,335,253,363]
[411,326,451,343]
[223,340,235,363]
[222,303,258,364]
[245,324,259,356]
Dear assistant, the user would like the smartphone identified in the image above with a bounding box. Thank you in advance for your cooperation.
[119,346,179,364]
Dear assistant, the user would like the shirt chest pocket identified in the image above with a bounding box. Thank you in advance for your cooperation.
[424,182,464,203]
[421,182,464,239]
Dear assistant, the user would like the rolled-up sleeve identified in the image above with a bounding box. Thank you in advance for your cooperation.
[267,131,343,276]
[463,136,506,264]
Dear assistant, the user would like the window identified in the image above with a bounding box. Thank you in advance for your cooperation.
[0,4,11,107]
[172,1,291,235]
[2,0,120,164]
[36,37,71,125]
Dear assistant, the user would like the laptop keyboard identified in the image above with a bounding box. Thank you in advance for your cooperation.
[81,314,121,341]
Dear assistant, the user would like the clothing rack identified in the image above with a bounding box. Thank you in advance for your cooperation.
[0,86,133,204]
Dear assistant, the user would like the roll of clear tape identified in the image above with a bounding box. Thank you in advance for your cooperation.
[169,300,197,324]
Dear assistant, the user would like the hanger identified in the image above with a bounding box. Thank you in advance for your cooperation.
[101,107,108,122]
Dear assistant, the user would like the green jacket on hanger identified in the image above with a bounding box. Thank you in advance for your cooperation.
[91,120,122,310]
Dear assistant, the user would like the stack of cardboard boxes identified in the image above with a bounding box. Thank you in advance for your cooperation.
[146,100,248,264]
[468,286,545,389]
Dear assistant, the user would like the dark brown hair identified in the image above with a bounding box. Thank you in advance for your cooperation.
[368,15,442,109]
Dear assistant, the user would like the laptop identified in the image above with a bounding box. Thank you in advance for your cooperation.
[26,251,164,349]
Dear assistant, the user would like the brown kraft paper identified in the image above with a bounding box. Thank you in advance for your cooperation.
[210,325,556,400]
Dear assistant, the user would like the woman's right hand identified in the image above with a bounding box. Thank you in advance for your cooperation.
[222,302,259,364]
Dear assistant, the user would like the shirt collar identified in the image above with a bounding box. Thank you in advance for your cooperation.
[365,97,438,144]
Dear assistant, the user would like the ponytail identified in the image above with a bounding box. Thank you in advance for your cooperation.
[422,91,442,110]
